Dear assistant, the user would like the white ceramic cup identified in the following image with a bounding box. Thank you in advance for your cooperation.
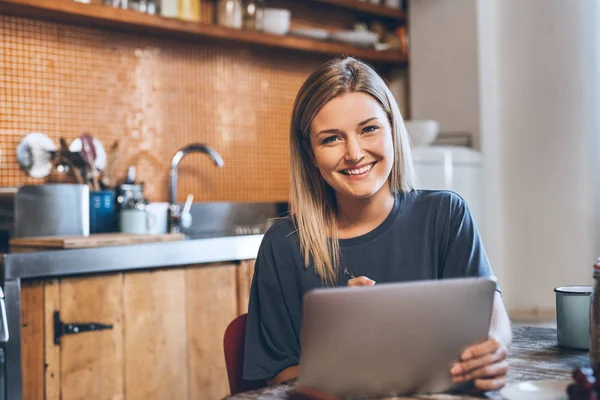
[120,209,149,234]
[555,285,592,350]
[146,202,169,234]
[262,8,291,36]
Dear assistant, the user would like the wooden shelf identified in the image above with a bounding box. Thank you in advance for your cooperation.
[0,0,408,65]
[311,0,406,22]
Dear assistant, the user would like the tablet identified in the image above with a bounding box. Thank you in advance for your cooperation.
[298,277,496,398]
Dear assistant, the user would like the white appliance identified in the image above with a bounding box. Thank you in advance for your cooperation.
[412,146,485,238]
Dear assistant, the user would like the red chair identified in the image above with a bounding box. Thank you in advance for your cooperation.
[223,313,266,395]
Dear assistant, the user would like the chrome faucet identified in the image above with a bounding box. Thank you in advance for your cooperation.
[168,144,224,233]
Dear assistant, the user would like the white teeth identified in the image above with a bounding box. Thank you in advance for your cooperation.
[343,163,374,175]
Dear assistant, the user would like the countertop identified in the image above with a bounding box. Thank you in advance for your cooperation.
[1,233,264,281]
[226,326,588,399]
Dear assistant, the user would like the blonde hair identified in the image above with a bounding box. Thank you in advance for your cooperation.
[290,57,416,285]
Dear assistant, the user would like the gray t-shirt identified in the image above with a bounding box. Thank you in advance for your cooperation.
[243,190,498,381]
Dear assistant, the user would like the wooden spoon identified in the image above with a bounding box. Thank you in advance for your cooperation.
[101,140,120,188]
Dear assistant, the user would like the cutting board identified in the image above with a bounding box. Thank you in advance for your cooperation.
[10,233,185,252]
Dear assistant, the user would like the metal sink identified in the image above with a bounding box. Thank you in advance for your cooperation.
[178,202,288,238]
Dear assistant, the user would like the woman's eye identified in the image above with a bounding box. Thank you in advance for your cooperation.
[322,136,340,144]
[362,125,379,134]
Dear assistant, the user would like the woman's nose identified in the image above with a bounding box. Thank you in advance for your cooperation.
[344,136,365,162]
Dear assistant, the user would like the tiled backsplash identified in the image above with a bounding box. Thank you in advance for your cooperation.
[0,8,406,202]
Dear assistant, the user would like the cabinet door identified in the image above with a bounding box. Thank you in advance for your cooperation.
[21,281,45,400]
[21,261,250,399]
[187,263,238,400]
[123,268,188,400]
[22,275,125,400]
[58,274,125,400]
[237,259,256,315]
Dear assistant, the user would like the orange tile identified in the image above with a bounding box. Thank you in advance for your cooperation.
[0,5,401,202]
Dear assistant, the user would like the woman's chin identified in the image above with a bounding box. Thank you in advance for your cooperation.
[335,186,383,200]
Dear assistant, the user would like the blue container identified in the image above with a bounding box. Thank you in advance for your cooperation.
[89,190,116,234]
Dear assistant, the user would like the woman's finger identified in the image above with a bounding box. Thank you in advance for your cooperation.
[453,360,509,383]
[473,375,507,391]
[347,276,375,287]
[460,338,500,361]
[451,345,508,376]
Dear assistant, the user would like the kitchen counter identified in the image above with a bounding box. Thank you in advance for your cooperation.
[1,233,264,400]
[2,233,263,280]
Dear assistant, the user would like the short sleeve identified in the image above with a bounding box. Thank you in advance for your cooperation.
[440,193,501,293]
[243,237,301,381]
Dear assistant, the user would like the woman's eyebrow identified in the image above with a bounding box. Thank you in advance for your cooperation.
[316,117,379,136]
[316,128,343,136]
[357,117,378,127]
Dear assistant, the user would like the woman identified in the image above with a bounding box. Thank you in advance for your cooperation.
[243,57,511,392]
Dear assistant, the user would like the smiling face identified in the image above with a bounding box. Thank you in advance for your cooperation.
[309,92,395,201]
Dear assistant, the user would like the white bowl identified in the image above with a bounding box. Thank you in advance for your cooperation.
[404,120,439,147]
[263,8,291,36]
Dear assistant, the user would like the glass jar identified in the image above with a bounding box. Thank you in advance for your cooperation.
[129,0,157,14]
[243,0,265,31]
[102,0,128,8]
[217,0,243,29]
[180,0,201,21]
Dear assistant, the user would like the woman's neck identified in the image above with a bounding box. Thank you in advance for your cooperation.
[335,185,395,239]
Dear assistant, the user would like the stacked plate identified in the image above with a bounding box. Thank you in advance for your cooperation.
[329,30,379,48]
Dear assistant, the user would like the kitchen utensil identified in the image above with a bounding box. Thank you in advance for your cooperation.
[16,132,57,178]
[180,193,194,229]
[10,232,184,250]
[499,379,570,400]
[182,194,194,215]
[46,162,74,184]
[262,8,290,36]
[14,184,90,237]
[126,166,136,184]
[89,190,116,234]
[555,285,592,349]
[116,183,145,210]
[69,135,106,171]
[79,134,100,191]
[101,140,120,188]
[58,138,85,184]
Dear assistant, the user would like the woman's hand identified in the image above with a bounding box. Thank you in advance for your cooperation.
[450,335,509,391]
[347,276,375,287]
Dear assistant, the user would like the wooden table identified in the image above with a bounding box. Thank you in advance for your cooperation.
[226,327,589,399]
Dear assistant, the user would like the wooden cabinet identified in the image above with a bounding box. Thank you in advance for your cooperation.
[21,260,257,400]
